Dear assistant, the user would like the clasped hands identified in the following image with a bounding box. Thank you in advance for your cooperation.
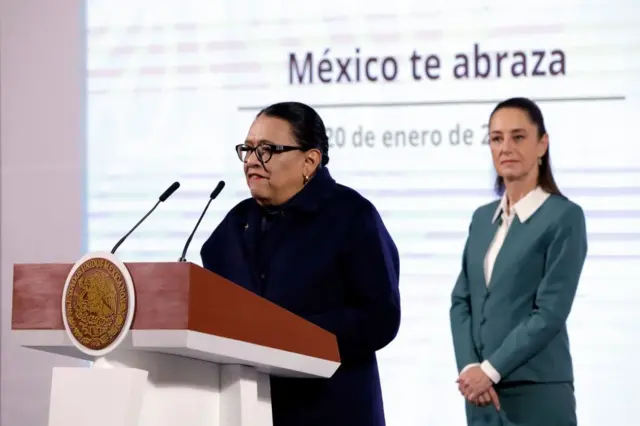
[456,366,501,411]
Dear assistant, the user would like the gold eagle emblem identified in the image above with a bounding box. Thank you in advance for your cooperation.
[64,258,130,351]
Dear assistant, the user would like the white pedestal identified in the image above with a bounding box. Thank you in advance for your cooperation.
[48,365,148,426]
[47,350,273,426]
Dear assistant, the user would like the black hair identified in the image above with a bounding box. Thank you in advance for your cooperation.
[490,97,563,197]
[257,101,329,167]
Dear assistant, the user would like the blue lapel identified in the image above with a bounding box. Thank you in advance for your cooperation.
[240,206,262,293]
[234,167,337,296]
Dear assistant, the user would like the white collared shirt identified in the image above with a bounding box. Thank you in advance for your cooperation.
[462,187,551,384]
[484,187,551,286]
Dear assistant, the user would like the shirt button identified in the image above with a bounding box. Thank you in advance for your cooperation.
[260,273,265,280]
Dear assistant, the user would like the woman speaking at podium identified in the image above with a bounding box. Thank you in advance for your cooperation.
[200,101,401,426]
[450,97,588,425]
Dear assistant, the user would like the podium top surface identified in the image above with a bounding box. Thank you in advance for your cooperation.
[12,262,340,368]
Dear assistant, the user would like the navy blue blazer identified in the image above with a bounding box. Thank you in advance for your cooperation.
[200,167,401,426]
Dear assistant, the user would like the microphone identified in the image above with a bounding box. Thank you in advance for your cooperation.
[178,180,226,262]
[110,181,181,254]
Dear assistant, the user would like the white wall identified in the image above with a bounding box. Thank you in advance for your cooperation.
[0,1,86,425]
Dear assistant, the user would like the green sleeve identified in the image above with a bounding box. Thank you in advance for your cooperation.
[450,222,481,372]
[487,204,588,377]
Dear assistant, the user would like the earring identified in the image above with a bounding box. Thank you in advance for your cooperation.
[303,174,309,184]
[538,157,542,166]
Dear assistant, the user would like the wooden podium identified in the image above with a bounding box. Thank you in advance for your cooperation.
[11,258,341,426]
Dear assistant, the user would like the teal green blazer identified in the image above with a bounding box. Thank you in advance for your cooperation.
[450,194,588,383]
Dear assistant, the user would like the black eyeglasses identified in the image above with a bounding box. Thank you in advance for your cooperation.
[235,143,305,164]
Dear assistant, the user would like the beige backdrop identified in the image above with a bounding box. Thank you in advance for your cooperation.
[1,0,86,425]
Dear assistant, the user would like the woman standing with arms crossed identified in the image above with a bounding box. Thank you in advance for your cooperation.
[450,97,588,425]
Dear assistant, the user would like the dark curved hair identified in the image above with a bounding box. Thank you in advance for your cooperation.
[257,101,329,167]
[490,97,563,197]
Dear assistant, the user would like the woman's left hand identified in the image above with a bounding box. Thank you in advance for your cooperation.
[456,366,493,401]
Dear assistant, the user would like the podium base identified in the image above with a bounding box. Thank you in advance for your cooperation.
[48,351,273,426]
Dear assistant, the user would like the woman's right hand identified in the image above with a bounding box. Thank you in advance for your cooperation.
[473,387,501,411]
